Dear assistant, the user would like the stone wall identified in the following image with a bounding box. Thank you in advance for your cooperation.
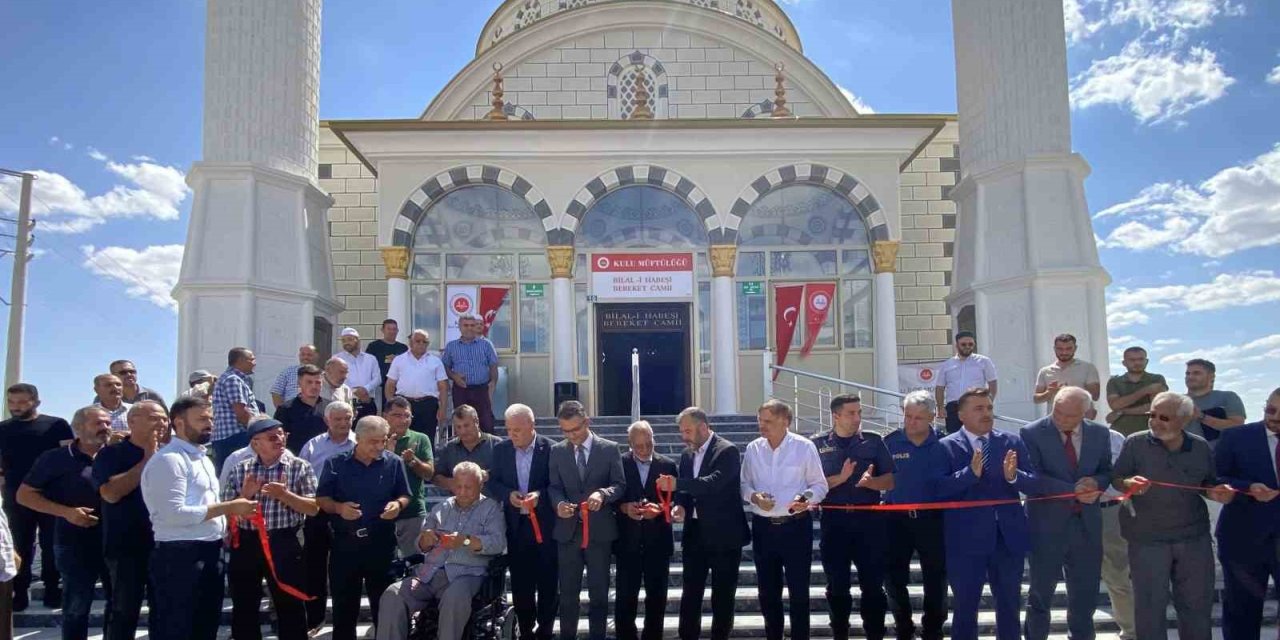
[319,127,384,340]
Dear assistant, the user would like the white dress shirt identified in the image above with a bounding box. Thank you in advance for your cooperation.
[937,354,998,404]
[740,431,829,518]
[386,351,449,398]
[0,494,16,582]
[336,349,382,399]
[142,437,226,542]
[688,433,716,519]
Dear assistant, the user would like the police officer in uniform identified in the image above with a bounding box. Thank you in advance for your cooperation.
[812,394,895,640]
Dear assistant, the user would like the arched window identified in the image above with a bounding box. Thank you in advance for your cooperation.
[410,185,550,353]
[735,184,873,351]
[607,52,669,119]
[578,185,708,249]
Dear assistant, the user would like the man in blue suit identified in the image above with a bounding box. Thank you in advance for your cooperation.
[1021,387,1112,640]
[935,387,1036,640]
[1214,387,1280,640]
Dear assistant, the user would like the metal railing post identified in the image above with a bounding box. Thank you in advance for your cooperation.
[762,349,773,401]
[630,348,640,422]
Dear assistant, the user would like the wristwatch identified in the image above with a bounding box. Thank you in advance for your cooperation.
[462,535,473,548]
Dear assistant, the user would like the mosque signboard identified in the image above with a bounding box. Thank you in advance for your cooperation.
[590,252,694,300]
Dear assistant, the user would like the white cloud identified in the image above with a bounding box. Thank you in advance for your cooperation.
[0,152,189,234]
[1096,144,1280,257]
[1153,338,1183,346]
[1069,40,1234,124]
[1268,63,1280,85]
[1107,271,1280,330]
[837,85,875,114]
[1159,334,1280,366]
[47,136,73,151]
[1065,0,1243,44]
[81,244,184,311]
[86,147,107,162]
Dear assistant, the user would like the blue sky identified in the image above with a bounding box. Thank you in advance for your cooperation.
[0,0,1277,420]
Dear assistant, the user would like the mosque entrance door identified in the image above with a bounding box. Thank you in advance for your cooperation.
[596,302,691,417]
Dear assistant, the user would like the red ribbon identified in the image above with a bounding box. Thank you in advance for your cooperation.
[579,502,590,549]
[816,487,1138,513]
[522,496,543,544]
[228,507,316,602]
[658,485,674,524]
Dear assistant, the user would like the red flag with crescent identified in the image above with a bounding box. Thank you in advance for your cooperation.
[477,286,509,337]
[801,283,836,356]
[773,284,804,380]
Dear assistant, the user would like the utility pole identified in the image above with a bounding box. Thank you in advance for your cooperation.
[2,169,35,391]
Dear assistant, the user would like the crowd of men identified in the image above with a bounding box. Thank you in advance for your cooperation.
[0,320,1274,640]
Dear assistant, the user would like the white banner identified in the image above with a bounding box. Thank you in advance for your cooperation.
[445,285,478,344]
[590,252,694,300]
[899,361,945,394]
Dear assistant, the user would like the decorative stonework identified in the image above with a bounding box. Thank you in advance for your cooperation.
[560,165,717,244]
[381,247,410,279]
[608,51,668,120]
[871,240,900,274]
[484,63,509,121]
[770,62,790,118]
[393,165,552,247]
[709,245,737,277]
[547,246,576,277]
[727,163,890,244]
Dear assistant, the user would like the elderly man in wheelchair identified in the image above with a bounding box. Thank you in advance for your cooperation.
[377,461,507,640]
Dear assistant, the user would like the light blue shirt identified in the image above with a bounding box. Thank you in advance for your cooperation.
[300,432,356,477]
[141,437,226,542]
[514,441,536,494]
[635,456,652,487]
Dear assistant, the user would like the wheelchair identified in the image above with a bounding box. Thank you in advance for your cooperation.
[395,553,517,640]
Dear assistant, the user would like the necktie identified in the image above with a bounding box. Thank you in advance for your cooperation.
[978,436,992,477]
[576,445,587,482]
[1063,430,1078,471]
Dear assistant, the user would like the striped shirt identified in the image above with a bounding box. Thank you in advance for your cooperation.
[441,337,499,386]
[97,402,132,431]
[212,368,259,442]
[221,451,317,531]
[270,366,301,404]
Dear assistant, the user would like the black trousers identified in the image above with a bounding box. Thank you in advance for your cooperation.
[329,524,396,640]
[614,542,672,640]
[678,520,742,640]
[754,515,814,640]
[1220,537,1280,640]
[229,527,308,640]
[944,402,962,435]
[407,397,441,448]
[508,519,558,640]
[104,550,152,640]
[149,540,223,640]
[302,515,332,630]
[2,491,58,602]
[885,511,948,640]
[821,510,889,640]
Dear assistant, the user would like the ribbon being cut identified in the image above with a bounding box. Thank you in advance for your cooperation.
[228,506,316,601]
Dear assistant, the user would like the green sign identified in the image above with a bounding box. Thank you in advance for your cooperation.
[740,281,763,295]
[522,284,545,298]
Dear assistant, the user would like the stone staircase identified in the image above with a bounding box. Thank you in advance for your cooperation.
[13,414,1270,638]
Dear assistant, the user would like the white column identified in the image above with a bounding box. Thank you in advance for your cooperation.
[710,246,740,415]
[382,247,410,331]
[872,242,901,420]
[548,247,577,386]
[950,0,1112,421]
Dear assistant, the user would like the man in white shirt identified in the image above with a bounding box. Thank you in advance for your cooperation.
[934,331,998,434]
[140,396,256,640]
[740,399,828,640]
[385,329,450,448]
[337,327,382,420]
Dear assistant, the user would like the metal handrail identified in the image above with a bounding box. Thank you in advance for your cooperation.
[630,348,640,422]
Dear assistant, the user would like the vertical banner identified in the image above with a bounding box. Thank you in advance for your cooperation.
[773,284,805,380]
[800,283,836,356]
[477,286,510,337]
[445,285,479,344]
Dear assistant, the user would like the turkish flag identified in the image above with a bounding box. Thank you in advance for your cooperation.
[801,283,836,356]
[477,286,510,337]
[773,284,805,380]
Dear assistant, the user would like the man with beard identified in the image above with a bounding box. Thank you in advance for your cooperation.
[142,396,257,640]
[1033,334,1101,410]
[337,328,382,420]
[1184,358,1246,444]
[0,383,70,610]
[274,364,331,456]
[1215,387,1280,640]
[92,401,169,640]
[488,403,557,640]
[222,418,318,640]
[93,373,131,432]
[1112,391,1235,640]
[933,332,998,435]
[18,406,114,640]
[613,420,678,640]
[1105,346,1167,437]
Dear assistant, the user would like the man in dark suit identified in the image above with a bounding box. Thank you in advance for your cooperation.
[548,401,624,640]
[1021,387,1112,640]
[935,388,1036,640]
[655,406,750,640]
[487,403,557,640]
[614,420,678,640]
[1214,387,1280,640]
